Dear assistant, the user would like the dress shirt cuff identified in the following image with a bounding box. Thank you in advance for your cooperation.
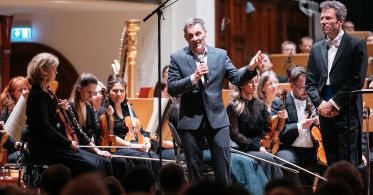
[297,122,302,131]
[190,74,197,86]
[329,99,341,110]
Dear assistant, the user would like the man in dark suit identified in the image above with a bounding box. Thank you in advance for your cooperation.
[306,1,368,166]
[274,67,319,167]
[168,17,263,185]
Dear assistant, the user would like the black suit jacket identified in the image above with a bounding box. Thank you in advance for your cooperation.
[168,45,256,130]
[272,93,316,147]
[306,33,367,114]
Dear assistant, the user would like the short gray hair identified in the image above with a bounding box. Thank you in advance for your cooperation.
[320,1,347,20]
[183,17,206,33]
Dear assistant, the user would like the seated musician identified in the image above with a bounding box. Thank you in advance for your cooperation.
[272,67,320,180]
[0,76,30,163]
[227,72,283,180]
[149,79,176,160]
[68,72,130,181]
[99,77,159,173]
[257,71,287,117]
[25,52,108,176]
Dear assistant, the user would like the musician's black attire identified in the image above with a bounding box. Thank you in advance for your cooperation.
[227,98,283,180]
[69,102,130,182]
[26,85,99,176]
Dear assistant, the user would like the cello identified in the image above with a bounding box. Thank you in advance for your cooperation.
[124,102,145,144]
[99,88,116,152]
[262,89,287,154]
[306,102,327,166]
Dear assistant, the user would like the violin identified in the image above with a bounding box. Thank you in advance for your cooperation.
[47,89,79,144]
[0,124,8,166]
[306,103,327,166]
[124,103,145,144]
[99,88,116,152]
[262,89,287,154]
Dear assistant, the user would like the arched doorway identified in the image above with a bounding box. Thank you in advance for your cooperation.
[10,42,78,99]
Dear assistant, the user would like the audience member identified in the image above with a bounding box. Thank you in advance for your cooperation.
[41,164,72,195]
[323,160,364,195]
[315,180,354,195]
[104,176,126,195]
[160,163,188,195]
[342,20,355,32]
[258,53,273,74]
[281,41,296,55]
[264,178,303,195]
[123,167,156,195]
[298,36,313,53]
[61,173,109,195]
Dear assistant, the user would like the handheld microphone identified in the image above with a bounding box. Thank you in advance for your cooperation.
[197,54,208,82]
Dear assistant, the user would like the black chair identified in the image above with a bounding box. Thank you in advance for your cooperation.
[168,122,214,177]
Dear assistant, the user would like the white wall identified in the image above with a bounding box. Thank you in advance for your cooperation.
[0,0,215,93]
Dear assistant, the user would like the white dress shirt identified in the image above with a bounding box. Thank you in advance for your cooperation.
[291,92,314,148]
[326,30,344,110]
[190,46,207,85]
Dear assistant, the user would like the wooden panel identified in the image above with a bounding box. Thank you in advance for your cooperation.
[362,93,373,132]
[347,31,372,40]
[127,98,154,130]
[270,53,309,77]
[278,83,292,92]
[216,0,308,69]
[368,44,373,57]
[222,89,230,107]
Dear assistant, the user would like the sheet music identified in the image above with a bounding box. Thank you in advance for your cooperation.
[4,93,28,141]
[148,98,169,136]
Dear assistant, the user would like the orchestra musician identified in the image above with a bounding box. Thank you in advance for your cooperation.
[68,72,131,181]
[227,73,283,180]
[0,76,30,162]
[99,77,159,173]
[306,1,368,165]
[25,52,106,176]
[272,67,320,180]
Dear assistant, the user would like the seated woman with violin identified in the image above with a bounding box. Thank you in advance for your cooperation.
[227,73,283,181]
[99,77,159,172]
[68,72,131,181]
[0,76,30,163]
[25,53,105,177]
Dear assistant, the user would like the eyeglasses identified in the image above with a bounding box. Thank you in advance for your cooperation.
[291,83,306,90]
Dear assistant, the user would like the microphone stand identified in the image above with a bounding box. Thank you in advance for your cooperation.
[143,0,177,167]
[347,89,373,165]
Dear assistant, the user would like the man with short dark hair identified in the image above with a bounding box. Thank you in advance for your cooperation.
[168,17,263,185]
[306,1,368,166]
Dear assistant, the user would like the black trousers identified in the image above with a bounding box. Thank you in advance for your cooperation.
[30,146,101,177]
[180,121,231,186]
[320,110,359,166]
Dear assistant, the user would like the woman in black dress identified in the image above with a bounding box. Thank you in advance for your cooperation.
[69,72,130,181]
[227,73,283,180]
[26,53,105,176]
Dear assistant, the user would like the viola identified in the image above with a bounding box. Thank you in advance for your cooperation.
[306,102,327,166]
[124,103,145,144]
[47,89,79,144]
[99,88,116,152]
[262,89,287,154]
[0,124,8,166]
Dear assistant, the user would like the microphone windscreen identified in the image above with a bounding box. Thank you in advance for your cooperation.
[198,54,205,63]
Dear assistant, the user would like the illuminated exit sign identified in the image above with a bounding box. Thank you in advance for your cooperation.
[11,27,32,41]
